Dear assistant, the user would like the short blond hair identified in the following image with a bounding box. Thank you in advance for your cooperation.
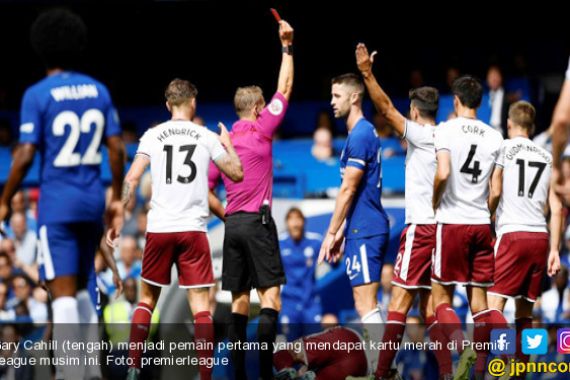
[165,78,198,107]
[509,100,536,135]
[234,86,264,117]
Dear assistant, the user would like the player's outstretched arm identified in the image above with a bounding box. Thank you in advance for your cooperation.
[0,143,36,224]
[318,167,363,264]
[214,123,243,182]
[105,154,149,247]
[547,185,564,276]
[276,20,294,101]
[488,166,503,214]
[432,151,451,212]
[356,43,406,136]
[551,61,570,172]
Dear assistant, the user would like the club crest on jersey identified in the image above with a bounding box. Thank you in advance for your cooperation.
[304,247,314,258]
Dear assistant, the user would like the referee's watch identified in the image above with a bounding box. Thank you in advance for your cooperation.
[282,45,293,55]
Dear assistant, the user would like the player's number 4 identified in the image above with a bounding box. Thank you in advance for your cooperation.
[52,109,104,167]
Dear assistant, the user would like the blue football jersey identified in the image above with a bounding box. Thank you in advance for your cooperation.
[340,118,389,239]
[19,71,121,224]
[279,232,322,305]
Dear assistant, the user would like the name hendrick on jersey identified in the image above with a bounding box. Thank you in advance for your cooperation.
[136,120,226,233]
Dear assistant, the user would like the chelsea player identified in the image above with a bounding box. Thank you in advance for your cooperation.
[319,73,390,372]
[0,9,125,379]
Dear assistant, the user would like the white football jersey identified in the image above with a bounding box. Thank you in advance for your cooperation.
[434,117,503,224]
[495,137,552,235]
[136,120,226,233]
[403,120,436,225]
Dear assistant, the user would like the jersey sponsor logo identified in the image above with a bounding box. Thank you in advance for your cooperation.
[50,84,99,102]
[20,123,34,134]
[268,98,284,116]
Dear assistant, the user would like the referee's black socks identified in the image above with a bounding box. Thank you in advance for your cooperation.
[258,308,278,380]
[229,312,248,380]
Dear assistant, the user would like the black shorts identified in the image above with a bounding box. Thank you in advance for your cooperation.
[222,212,286,292]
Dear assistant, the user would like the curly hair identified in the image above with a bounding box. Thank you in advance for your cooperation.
[30,8,87,69]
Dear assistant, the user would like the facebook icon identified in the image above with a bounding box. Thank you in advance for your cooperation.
[490,329,516,355]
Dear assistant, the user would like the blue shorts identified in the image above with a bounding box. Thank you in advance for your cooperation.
[279,298,322,341]
[38,222,103,283]
[344,234,389,287]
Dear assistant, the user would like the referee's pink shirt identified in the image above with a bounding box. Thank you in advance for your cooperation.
[208,92,288,215]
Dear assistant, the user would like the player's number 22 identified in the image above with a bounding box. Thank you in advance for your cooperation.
[52,109,104,167]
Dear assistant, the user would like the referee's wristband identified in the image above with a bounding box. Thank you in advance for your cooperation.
[282,45,293,55]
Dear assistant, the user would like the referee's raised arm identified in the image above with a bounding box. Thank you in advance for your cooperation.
[276,20,294,100]
[220,17,294,380]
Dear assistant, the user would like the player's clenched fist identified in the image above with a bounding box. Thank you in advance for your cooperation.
[279,20,294,46]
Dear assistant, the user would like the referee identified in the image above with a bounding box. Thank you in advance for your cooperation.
[209,19,294,380]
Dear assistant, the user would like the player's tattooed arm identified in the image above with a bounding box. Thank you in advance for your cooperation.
[121,154,149,208]
[107,153,148,248]
[215,123,244,182]
[488,166,503,214]
[433,150,451,211]
[355,43,406,136]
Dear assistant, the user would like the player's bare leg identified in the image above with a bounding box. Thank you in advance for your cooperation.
[231,291,250,315]
[187,287,214,380]
[466,286,488,314]
[487,294,507,312]
[126,281,161,380]
[257,286,281,380]
[353,281,380,318]
[229,291,250,380]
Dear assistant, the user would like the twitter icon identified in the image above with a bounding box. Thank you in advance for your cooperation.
[522,329,548,355]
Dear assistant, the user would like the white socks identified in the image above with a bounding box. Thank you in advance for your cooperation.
[361,307,384,373]
[77,290,101,379]
[52,296,84,380]
[52,292,101,380]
